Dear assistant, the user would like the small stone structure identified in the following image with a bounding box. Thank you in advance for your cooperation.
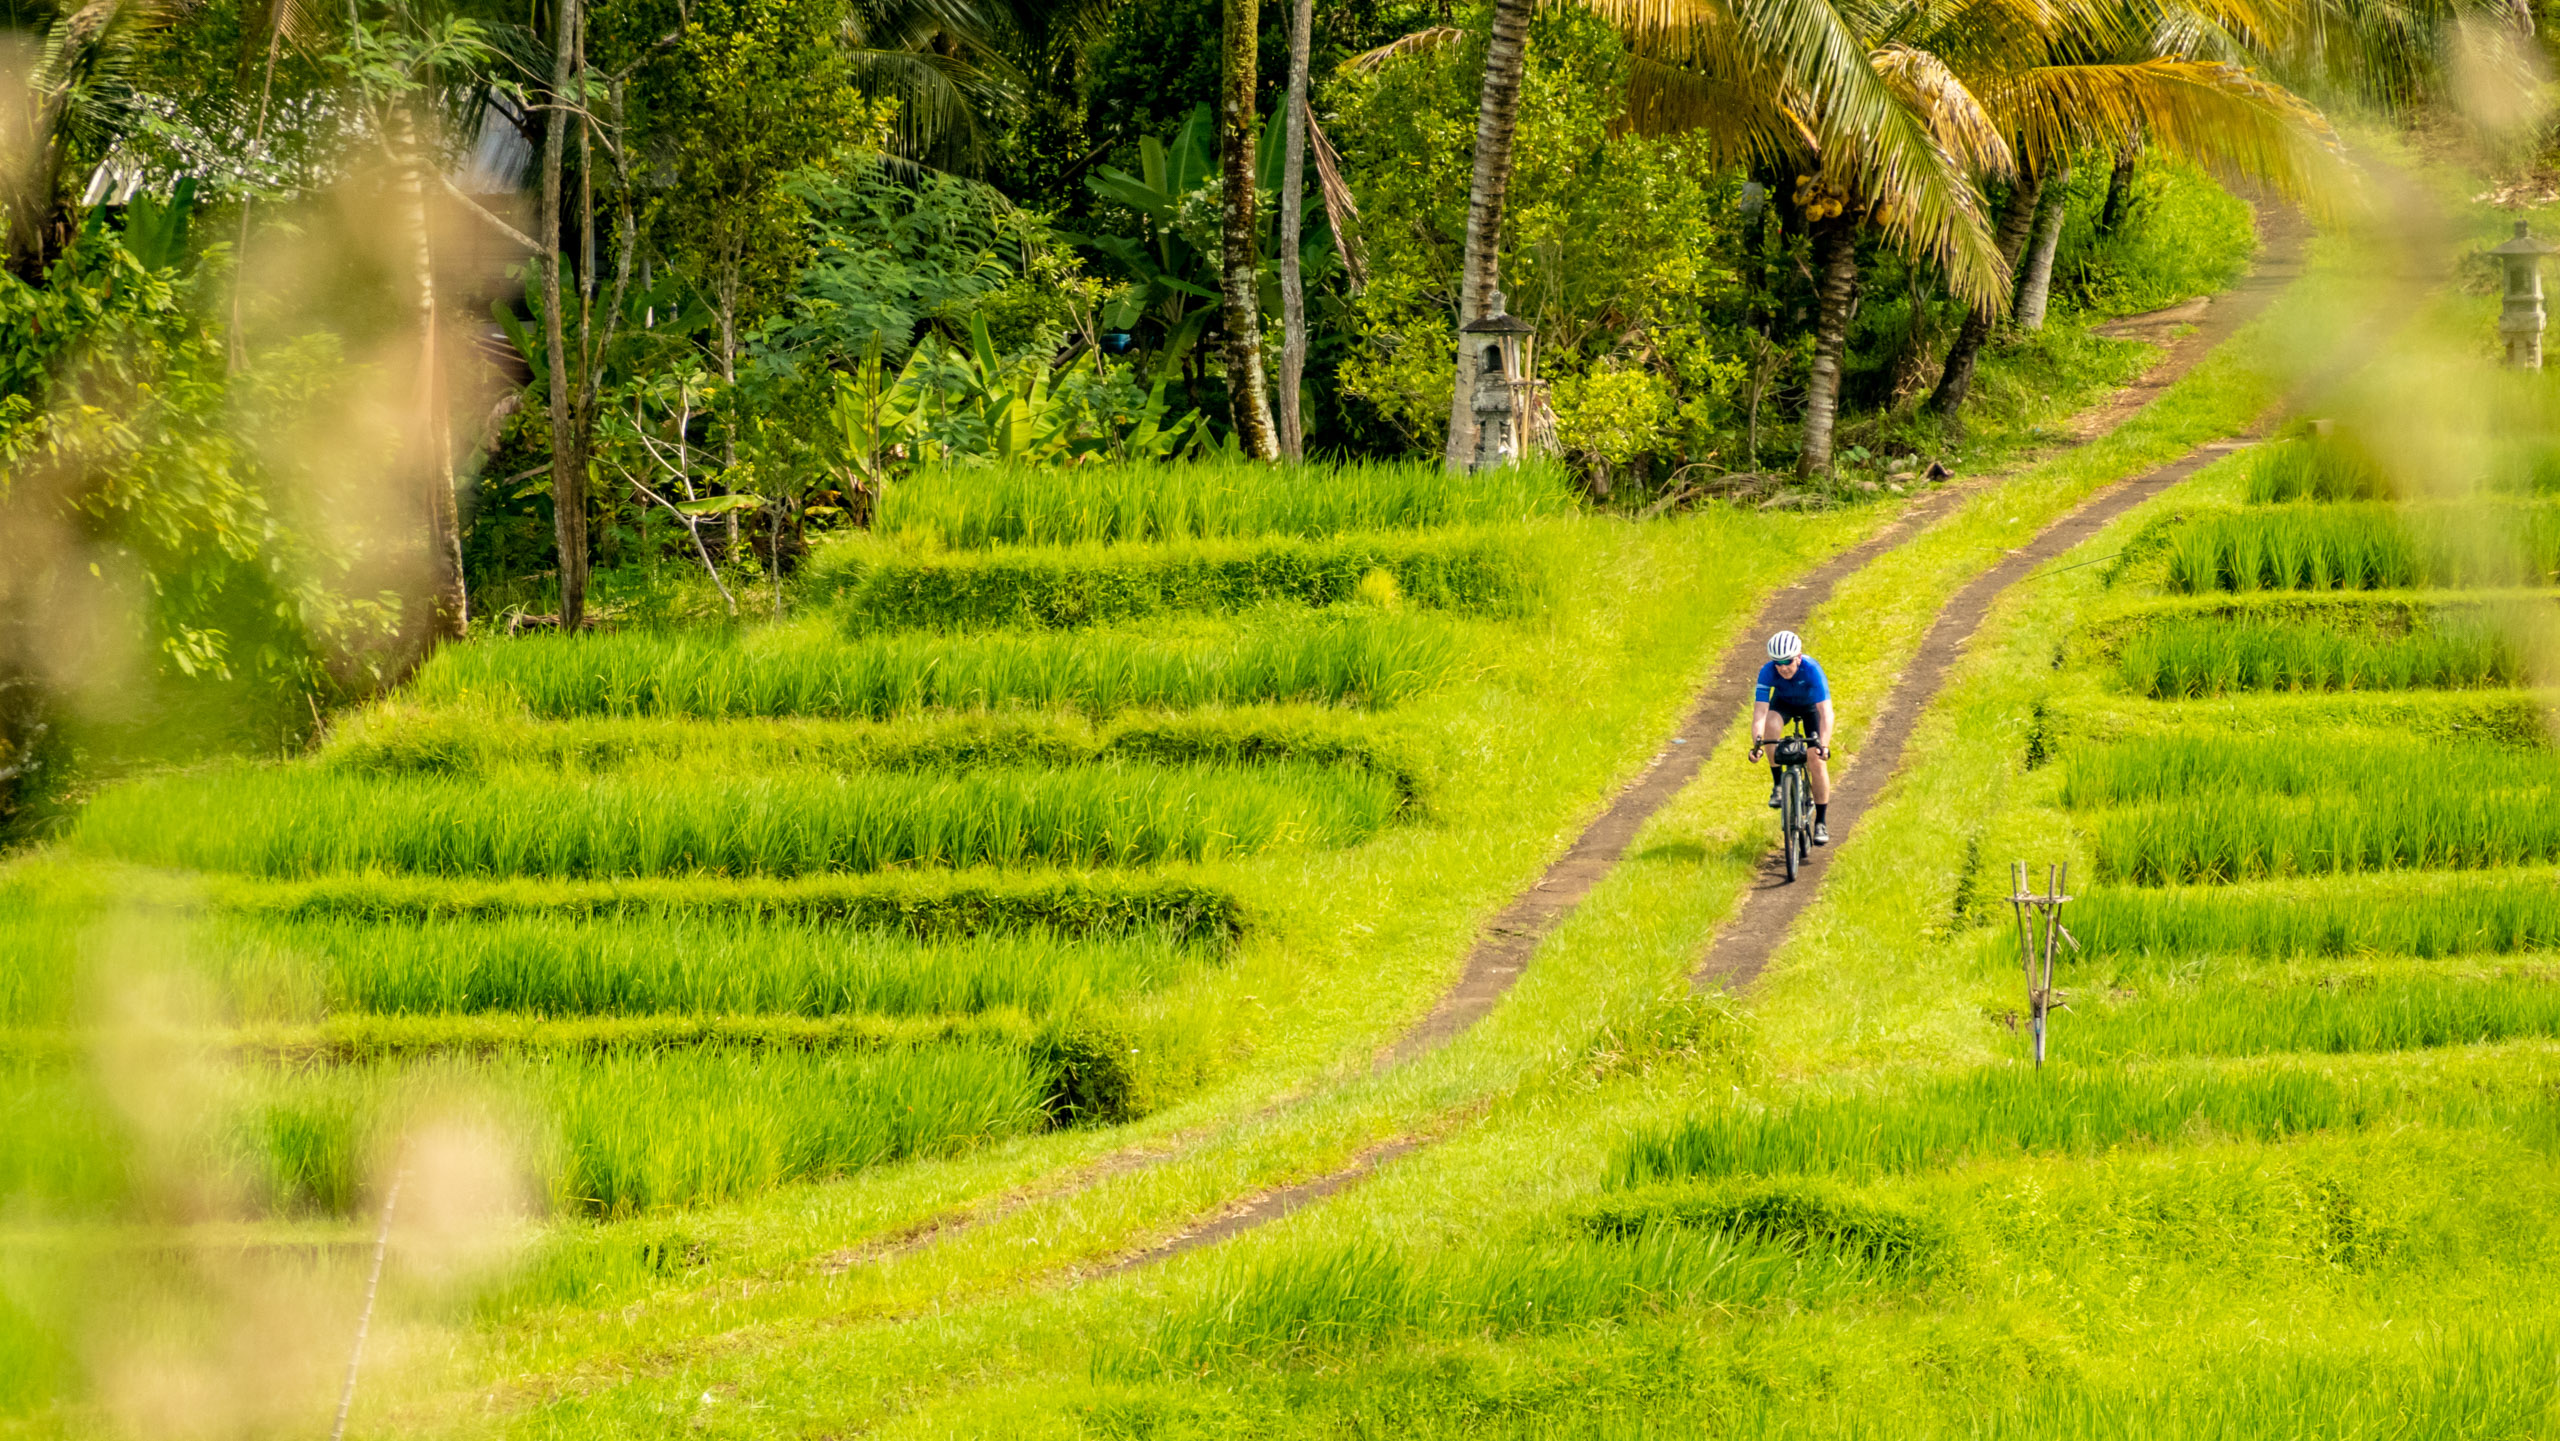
[2493,220,2560,370]
[1462,291,1551,469]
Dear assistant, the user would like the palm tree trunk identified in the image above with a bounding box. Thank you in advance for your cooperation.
[1924,172,2043,417]
[1440,0,1534,472]
[1796,215,1859,478]
[1220,0,1280,459]
[390,103,465,642]
[539,0,588,630]
[2013,163,2072,333]
[2098,139,2139,235]
[1275,0,1313,460]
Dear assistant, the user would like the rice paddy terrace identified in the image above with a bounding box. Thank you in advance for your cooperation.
[0,458,1889,1417]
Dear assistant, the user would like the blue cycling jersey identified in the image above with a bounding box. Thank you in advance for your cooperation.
[1754,656,1830,710]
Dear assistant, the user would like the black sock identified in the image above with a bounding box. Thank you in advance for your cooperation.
[1816,804,1828,822]
[1770,766,1783,787]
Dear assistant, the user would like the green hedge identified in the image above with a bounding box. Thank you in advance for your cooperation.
[831,528,1544,631]
[207,873,1248,943]
[1574,1178,1955,1276]
[327,707,1439,810]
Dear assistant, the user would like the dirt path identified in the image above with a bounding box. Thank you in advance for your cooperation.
[1097,205,2314,1271]
[1692,205,2311,990]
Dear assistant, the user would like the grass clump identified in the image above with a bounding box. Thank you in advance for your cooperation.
[1130,1227,1888,1370]
[325,706,1438,810]
[873,457,1578,548]
[2058,975,2560,1060]
[24,916,1202,1026]
[2243,437,2391,503]
[826,528,1545,630]
[412,614,1465,720]
[2067,875,2560,959]
[2092,786,2560,883]
[2117,618,2519,697]
[2160,503,2560,593]
[2057,731,2550,807]
[76,761,1400,879]
[1609,1066,2356,1186]
[1573,1178,1955,1276]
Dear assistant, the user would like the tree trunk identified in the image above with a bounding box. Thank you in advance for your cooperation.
[1275,0,1313,460]
[1924,172,2044,417]
[2098,139,2139,235]
[539,0,588,630]
[1440,0,1535,472]
[390,103,465,642]
[2013,163,2071,333]
[1796,215,1860,478]
[7,0,118,278]
[1219,0,1279,459]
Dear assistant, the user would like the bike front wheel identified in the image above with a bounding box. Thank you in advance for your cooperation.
[1780,770,1802,882]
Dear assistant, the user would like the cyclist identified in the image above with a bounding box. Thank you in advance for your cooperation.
[1749,630,1834,845]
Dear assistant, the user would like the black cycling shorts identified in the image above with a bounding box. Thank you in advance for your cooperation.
[1768,701,1820,735]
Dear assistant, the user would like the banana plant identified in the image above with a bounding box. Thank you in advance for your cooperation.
[1075,104,1344,381]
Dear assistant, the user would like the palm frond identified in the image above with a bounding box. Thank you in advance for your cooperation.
[1303,97,1368,290]
[1987,57,2352,208]
[1871,42,2013,173]
[1342,25,1465,74]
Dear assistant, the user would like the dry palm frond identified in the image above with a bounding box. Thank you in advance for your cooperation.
[1343,26,1465,74]
[1621,55,1820,160]
[1303,96,1368,290]
[1870,42,2013,174]
[1988,57,2352,209]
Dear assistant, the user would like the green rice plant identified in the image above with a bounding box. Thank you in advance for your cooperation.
[0,1010,1053,1062]
[825,527,1545,630]
[2092,786,2560,884]
[410,613,1466,720]
[1608,1066,2356,1187]
[1571,1178,1955,1276]
[75,761,1401,878]
[2162,503,2560,594]
[2116,618,2519,697]
[2066,875,2560,959]
[239,1044,1048,1218]
[167,916,1199,1024]
[2243,436,2391,503]
[2058,732,2554,808]
[0,1064,132,1215]
[208,871,1248,942]
[2054,975,2560,1059]
[1128,1226,1890,1370]
[871,456,1578,548]
[324,706,1438,809]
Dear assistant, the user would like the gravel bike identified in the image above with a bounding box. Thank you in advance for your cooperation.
[1750,717,1827,882]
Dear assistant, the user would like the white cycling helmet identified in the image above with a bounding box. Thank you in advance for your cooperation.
[1767,630,1804,661]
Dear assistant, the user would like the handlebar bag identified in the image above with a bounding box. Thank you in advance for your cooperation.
[1774,736,1810,766]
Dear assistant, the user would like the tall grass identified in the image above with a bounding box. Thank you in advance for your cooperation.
[2056,976,2560,1059]
[325,706,1436,808]
[2117,618,2519,697]
[872,457,1578,548]
[239,1045,1048,1217]
[2059,732,2551,807]
[212,871,1247,941]
[2243,437,2391,503]
[2066,876,2560,959]
[183,917,1197,1023]
[2092,786,2560,883]
[1609,1066,2355,1186]
[76,761,1400,878]
[826,527,1544,630]
[1128,1227,1889,1369]
[2162,503,2560,593]
[411,614,1465,720]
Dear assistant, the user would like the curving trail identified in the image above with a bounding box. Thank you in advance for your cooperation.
[1104,201,2314,1270]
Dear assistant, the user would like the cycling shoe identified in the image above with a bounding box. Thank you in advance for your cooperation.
[1813,821,1829,846]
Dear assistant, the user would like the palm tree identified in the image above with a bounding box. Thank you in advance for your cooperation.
[1928,11,2346,413]
[1220,0,1280,458]
[1441,0,2023,475]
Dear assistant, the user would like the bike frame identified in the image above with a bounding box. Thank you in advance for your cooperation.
[1766,716,1817,882]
